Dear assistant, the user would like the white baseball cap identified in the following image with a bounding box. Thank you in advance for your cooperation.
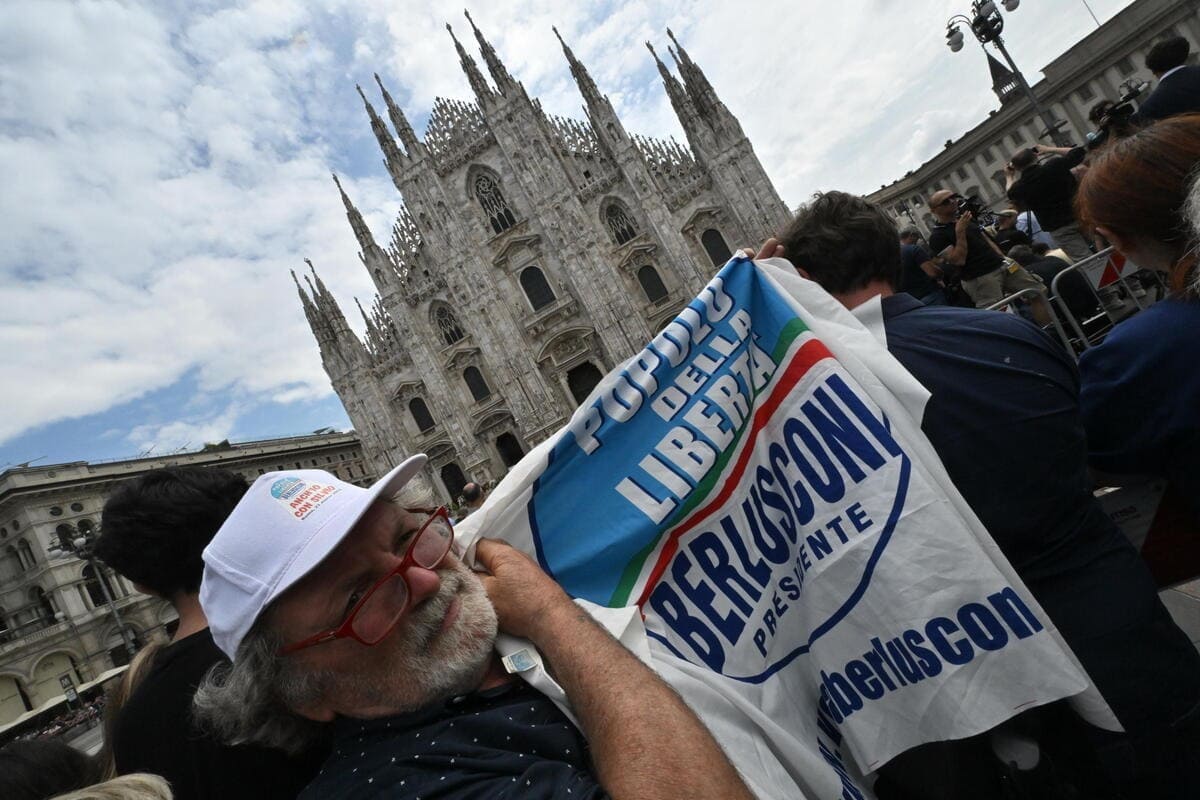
[200,454,428,660]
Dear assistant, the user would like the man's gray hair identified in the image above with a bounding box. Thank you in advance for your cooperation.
[193,470,440,754]
[1182,175,1200,298]
[389,471,437,509]
[193,621,330,755]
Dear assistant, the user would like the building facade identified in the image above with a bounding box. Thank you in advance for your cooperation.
[297,17,791,501]
[0,431,370,728]
[867,0,1200,233]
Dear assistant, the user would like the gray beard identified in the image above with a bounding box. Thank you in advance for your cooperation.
[332,564,499,715]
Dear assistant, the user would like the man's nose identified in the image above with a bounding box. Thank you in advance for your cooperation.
[402,563,442,605]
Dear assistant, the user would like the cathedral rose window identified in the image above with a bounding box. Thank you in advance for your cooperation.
[474,172,517,234]
[433,305,465,346]
[604,204,638,245]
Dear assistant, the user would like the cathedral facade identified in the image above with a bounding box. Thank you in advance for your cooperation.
[298,15,790,502]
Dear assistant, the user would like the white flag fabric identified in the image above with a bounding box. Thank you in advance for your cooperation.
[458,256,1106,799]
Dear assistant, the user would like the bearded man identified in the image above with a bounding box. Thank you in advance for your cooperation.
[194,455,751,800]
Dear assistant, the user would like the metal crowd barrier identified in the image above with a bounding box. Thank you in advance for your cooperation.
[1049,246,1160,351]
[984,287,1074,354]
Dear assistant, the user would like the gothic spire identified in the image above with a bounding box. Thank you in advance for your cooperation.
[305,258,333,305]
[374,73,423,156]
[646,41,694,121]
[446,23,494,104]
[663,29,743,145]
[553,26,604,110]
[291,268,319,326]
[666,28,718,104]
[304,259,361,356]
[356,83,406,168]
[330,172,383,259]
[354,296,382,354]
[464,10,516,94]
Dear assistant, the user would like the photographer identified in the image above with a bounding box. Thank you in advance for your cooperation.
[1006,144,1093,263]
[1088,99,1140,147]
[926,189,1047,317]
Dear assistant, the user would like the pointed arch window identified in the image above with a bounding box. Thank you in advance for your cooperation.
[474,172,517,234]
[637,265,669,303]
[464,367,491,402]
[700,228,732,266]
[604,204,638,245]
[409,398,435,433]
[520,267,556,311]
[433,305,465,346]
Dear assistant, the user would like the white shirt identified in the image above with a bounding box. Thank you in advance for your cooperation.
[1158,64,1187,83]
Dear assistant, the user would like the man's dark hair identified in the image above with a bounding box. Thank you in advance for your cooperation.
[1011,148,1037,170]
[777,191,901,294]
[0,739,100,800]
[462,482,482,503]
[1089,99,1116,125]
[96,467,249,598]
[1146,36,1189,75]
[1031,241,1051,256]
[1007,244,1037,266]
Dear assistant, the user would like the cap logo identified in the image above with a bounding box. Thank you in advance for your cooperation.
[270,477,340,520]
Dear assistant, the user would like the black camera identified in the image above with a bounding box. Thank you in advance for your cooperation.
[955,194,996,228]
[1086,81,1149,150]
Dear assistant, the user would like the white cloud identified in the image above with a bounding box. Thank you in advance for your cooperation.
[0,0,1135,450]
[126,402,244,455]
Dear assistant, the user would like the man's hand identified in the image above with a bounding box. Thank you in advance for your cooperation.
[954,211,973,237]
[473,544,755,800]
[740,237,785,260]
[475,538,571,641]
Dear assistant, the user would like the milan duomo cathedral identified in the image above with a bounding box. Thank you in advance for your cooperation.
[295,13,790,501]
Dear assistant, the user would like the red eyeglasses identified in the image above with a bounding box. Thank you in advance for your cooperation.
[279,507,454,655]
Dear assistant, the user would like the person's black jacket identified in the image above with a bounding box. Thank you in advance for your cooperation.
[1133,65,1200,123]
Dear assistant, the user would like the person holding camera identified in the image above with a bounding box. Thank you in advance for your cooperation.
[1006,144,1093,263]
[926,189,1047,317]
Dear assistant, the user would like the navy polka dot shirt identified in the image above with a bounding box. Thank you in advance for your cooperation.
[300,681,609,799]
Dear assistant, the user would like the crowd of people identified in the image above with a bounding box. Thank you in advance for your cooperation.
[7,697,105,745]
[898,35,1200,330]
[1,31,1198,800]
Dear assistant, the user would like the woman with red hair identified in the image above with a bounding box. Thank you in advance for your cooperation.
[1074,114,1200,526]
[1071,114,1200,795]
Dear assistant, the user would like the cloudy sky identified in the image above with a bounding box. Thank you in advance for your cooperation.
[0,0,1133,468]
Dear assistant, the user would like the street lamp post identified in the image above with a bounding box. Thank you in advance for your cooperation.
[895,200,924,235]
[59,527,138,659]
[945,0,1072,147]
